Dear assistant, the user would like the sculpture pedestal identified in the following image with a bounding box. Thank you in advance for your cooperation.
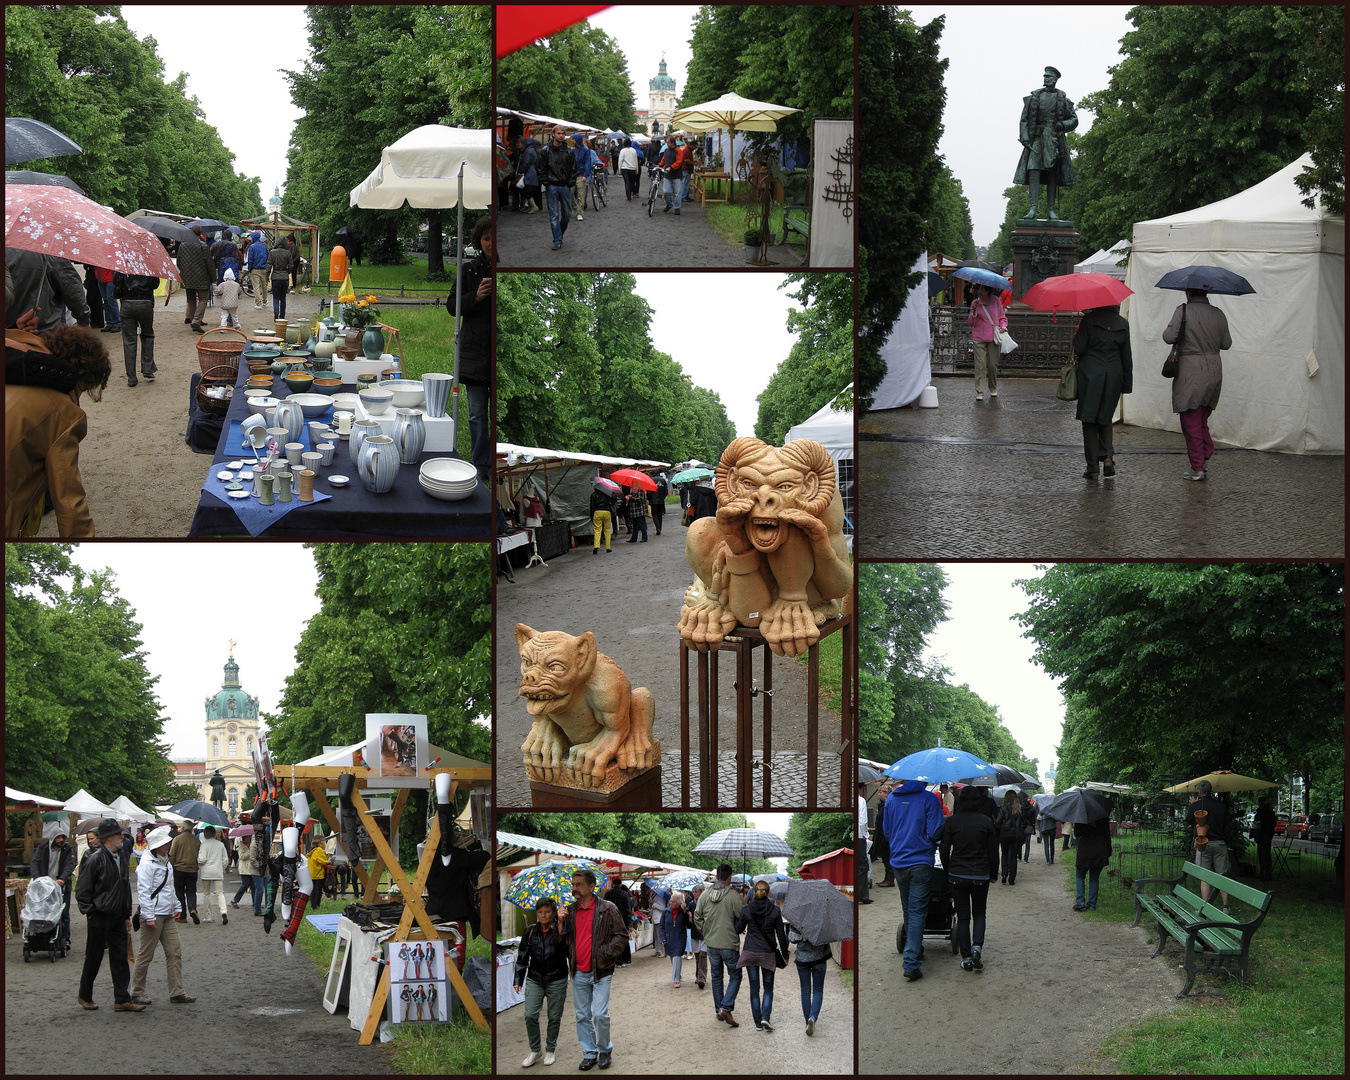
[1003,224,1083,373]
[529,763,662,808]
[1009,224,1080,303]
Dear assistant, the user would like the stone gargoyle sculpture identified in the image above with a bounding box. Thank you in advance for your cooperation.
[517,624,659,791]
[677,437,852,658]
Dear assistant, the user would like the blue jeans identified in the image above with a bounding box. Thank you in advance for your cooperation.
[233,875,264,913]
[895,863,933,972]
[797,959,826,1022]
[708,946,742,1014]
[680,171,692,202]
[546,185,571,244]
[465,383,491,478]
[670,953,683,982]
[100,280,120,327]
[61,887,72,943]
[1075,866,1101,909]
[571,969,612,1058]
[662,174,682,211]
[1043,833,1056,863]
[745,963,775,1026]
[1022,832,1033,860]
[628,515,647,540]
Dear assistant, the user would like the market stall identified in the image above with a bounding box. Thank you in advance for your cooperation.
[238,210,321,289]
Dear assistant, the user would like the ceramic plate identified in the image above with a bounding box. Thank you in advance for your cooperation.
[328,474,350,486]
[239,470,254,481]
[227,489,251,500]
[227,460,244,470]
[216,470,234,481]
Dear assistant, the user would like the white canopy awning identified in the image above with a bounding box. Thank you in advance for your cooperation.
[350,125,492,210]
[108,795,156,823]
[496,106,601,134]
[64,788,118,816]
[496,442,671,469]
[5,786,65,809]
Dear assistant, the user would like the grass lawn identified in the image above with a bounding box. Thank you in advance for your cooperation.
[295,917,492,1074]
[316,252,456,294]
[701,197,807,263]
[1058,845,1345,1074]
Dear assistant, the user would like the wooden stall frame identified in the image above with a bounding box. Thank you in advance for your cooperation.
[279,763,491,1039]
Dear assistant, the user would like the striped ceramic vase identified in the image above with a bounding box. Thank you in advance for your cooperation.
[272,399,305,444]
[392,408,426,464]
[357,434,399,493]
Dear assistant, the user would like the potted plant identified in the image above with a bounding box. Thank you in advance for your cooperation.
[744,228,762,263]
[339,293,384,359]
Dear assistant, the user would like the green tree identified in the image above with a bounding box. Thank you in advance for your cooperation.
[263,543,492,767]
[1017,563,1345,806]
[1071,6,1339,253]
[165,782,203,804]
[1290,5,1345,215]
[283,5,490,271]
[497,23,639,132]
[785,812,855,874]
[925,163,976,261]
[857,8,948,410]
[5,544,175,810]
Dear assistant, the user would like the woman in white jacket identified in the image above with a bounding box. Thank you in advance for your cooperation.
[130,826,195,1004]
[196,826,229,925]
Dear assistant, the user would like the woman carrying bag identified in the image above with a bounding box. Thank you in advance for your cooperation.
[967,284,1008,401]
[512,897,570,1067]
[733,880,789,1032]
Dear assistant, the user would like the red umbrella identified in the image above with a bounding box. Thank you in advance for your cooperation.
[609,468,656,492]
[496,5,610,57]
[5,184,182,281]
[228,824,255,838]
[1021,272,1132,321]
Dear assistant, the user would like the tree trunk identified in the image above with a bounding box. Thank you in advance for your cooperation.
[1303,773,1311,815]
[427,209,445,275]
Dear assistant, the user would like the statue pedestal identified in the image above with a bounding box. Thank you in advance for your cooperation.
[1003,224,1083,372]
[1010,224,1080,303]
[529,763,663,808]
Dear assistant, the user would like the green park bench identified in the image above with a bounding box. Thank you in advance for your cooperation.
[780,205,809,246]
[1131,861,1274,998]
[770,160,810,246]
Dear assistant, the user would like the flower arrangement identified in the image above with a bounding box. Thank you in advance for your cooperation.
[339,293,381,329]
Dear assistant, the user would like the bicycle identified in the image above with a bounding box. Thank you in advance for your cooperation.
[590,161,608,211]
[646,165,666,217]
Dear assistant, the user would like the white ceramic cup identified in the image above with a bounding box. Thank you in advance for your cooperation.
[317,442,336,466]
[285,441,305,466]
[334,411,354,435]
[301,451,323,473]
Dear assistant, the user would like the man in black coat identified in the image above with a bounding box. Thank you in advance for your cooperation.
[31,828,77,948]
[1253,796,1276,882]
[75,819,142,1011]
[447,216,493,483]
[540,125,577,250]
[1185,780,1232,910]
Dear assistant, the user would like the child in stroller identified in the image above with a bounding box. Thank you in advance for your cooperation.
[21,876,67,962]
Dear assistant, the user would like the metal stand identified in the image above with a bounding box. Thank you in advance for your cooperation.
[678,612,853,809]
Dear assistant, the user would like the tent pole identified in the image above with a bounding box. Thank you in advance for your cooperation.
[452,164,463,433]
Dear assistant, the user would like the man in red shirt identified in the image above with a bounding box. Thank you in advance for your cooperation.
[562,869,629,1070]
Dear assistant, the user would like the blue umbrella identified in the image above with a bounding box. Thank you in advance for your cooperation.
[884,743,996,784]
[658,869,709,892]
[505,860,608,910]
[951,266,1012,290]
[1155,265,1255,295]
[186,217,228,231]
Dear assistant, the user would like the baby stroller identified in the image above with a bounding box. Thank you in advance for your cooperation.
[21,876,67,963]
[895,865,958,957]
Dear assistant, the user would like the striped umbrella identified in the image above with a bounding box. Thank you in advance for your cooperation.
[505,860,608,910]
[658,869,711,893]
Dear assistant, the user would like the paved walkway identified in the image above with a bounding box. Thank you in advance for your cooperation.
[4,870,391,1073]
[859,378,1345,559]
[495,172,801,269]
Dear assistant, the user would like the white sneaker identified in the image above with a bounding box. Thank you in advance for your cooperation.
[523,1051,540,1067]
[975,393,984,401]
[576,212,584,221]
[543,1052,555,1066]
[990,389,999,397]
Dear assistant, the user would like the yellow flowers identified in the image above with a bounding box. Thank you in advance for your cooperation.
[357,300,368,307]
[366,295,378,303]
[338,293,356,303]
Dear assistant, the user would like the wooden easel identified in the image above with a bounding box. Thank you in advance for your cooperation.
[279,762,491,1039]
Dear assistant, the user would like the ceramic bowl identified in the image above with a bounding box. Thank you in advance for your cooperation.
[331,393,361,413]
[359,387,394,416]
[419,457,478,485]
[243,388,273,408]
[283,372,315,394]
[312,377,342,395]
[245,395,281,418]
[246,373,274,386]
[285,393,334,419]
[356,373,378,388]
[384,380,425,409]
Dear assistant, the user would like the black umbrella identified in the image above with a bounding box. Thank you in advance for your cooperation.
[956,763,1028,787]
[186,217,228,232]
[1155,265,1255,296]
[858,763,885,785]
[5,170,85,195]
[131,215,206,246]
[335,226,363,236]
[5,118,83,165]
[782,879,854,944]
[1039,787,1111,825]
[927,270,949,297]
[954,258,998,272]
[166,799,231,827]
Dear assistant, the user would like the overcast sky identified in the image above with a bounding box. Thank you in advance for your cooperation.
[631,273,810,437]
[924,563,1066,784]
[587,6,701,119]
[906,5,1134,247]
[119,6,311,210]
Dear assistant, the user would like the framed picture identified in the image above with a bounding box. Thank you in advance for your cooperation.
[364,713,429,786]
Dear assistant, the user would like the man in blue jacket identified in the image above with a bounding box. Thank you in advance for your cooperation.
[881,779,947,981]
[246,232,270,309]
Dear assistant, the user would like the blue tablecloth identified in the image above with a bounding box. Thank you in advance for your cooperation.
[305,913,344,935]
[188,365,492,538]
[199,420,335,536]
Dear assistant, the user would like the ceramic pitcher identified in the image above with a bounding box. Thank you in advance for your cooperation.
[272,399,305,444]
[392,408,426,464]
[350,418,383,463]
[357,434,399,493]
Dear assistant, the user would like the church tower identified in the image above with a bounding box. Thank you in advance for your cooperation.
[648,53,677,136]
[202,643,260,816]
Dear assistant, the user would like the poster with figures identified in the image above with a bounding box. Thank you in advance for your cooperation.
[388,939,447,982]
[364,713,429,785]
[387,980,449,1024]
[386,939,449,1024]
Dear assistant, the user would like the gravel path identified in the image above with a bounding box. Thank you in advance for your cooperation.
[495,520,841,809]
[858,848,1184,1073]
[495,173,802,269]
[495,941,852,1073]
[4,870,392,1073]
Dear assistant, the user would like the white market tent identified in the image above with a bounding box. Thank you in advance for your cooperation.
[786,384,855,546]
[495,106,601,135]
[5,786,65,810]
[871,252,932,410]
[497,443,673,538]
[350,125,492,211]
[64,788,118,817]
[108,795,155,823]
[1075,239,1129,279]
[1123,155,1345,452]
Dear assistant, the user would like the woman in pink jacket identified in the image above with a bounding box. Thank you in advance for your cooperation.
[967,285,1008,401]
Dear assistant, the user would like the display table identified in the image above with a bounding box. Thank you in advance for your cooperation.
[694,170,731,208]
[496,945,525,1011]
[188,364,490,538]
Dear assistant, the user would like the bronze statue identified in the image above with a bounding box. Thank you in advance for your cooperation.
[209,768,226,808]
[1015,66,1078,223]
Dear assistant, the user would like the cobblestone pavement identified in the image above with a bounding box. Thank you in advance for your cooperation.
[494,513,840,810]
[495,172,802,269]
[859,378,1344,559]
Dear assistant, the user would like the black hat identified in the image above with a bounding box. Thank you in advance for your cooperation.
[95,818,124,840]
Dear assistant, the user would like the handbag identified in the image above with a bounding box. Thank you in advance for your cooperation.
[999,330,1019,355]
[1162,303,1186,379]
[1056,357,1078,401]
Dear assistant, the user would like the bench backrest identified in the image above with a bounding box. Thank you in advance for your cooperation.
[1180,860,1273,913]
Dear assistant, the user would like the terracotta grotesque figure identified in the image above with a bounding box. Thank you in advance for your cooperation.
[517,624,658,790]
[678,437,852,658]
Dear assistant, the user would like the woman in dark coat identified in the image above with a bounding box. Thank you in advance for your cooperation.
[1073,817,1113,911]
[512,897,569,1066]
[1163,289,1231,481]
[939,783,1000,971]
[995,790,1024,885]
[1072,305,1132,479]
[733,880,789,1031]
[660,890,690,986]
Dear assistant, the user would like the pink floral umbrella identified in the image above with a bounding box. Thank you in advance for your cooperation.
[5,183,181,281]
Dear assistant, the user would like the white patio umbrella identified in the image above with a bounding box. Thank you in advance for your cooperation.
[351,125,492,432]
[670,92,801,202]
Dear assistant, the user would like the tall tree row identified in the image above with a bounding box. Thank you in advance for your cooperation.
[495,273,738,464]
[282,5,491,270]
[5,544,174,811]
[4,6,263,220]
[497,23,639,133]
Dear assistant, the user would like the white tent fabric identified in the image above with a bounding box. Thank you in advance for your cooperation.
[1124,156,1345,452]
[108,795,155,823]
[1075,239,1129,279]
[871,253,932,410]
[63,788,118,816]
[5,786,65,808]
[495,106,601,134]
[809,119,853,268]
[786,387,853,457]
[496,443,670,468]
[350,125,492,210]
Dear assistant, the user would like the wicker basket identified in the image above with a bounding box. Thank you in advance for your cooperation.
[196,327,247,376]
[196,364,237,417]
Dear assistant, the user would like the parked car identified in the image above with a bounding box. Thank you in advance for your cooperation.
[1272,815,1292,836]
[1308,813,1343,845]
[1277,814,1312,839]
